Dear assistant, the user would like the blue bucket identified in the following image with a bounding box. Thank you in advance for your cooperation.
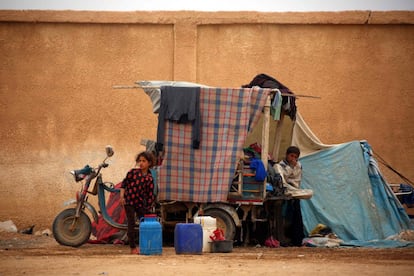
[174,223,203,254]
[139,214,162,255]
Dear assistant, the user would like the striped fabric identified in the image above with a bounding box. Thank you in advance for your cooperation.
[157,87,269,202]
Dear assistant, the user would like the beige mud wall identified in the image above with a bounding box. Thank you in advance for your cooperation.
[0,11,413,230]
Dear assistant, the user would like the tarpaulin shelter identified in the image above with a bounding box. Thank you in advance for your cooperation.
[292,113,414,247]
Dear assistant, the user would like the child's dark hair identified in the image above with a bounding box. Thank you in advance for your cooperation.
[286,146,300,156]
[136,151,156,168]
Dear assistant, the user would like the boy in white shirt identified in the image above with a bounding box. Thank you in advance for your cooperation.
[274,146,305,246]
[276,146,302,189]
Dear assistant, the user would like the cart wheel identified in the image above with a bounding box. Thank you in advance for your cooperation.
[52,208,91,247]
[204,208,236,240]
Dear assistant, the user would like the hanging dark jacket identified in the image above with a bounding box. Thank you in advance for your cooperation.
[242,73,297,120]
[156,86,201,151]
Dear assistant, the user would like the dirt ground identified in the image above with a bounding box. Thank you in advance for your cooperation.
[1,232,414,276]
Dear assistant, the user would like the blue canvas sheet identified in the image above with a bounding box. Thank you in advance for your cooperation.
[299,141,414,247]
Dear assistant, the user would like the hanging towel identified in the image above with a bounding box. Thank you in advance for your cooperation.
[271,89,282,120]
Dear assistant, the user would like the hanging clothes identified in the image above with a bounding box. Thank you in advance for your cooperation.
[271,89,283,120]
[156,86,201,152]
[242,73,297,120]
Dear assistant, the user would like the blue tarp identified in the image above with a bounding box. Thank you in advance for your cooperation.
[299,141,414,247]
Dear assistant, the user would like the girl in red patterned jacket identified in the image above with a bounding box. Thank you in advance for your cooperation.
[120,151,156,254]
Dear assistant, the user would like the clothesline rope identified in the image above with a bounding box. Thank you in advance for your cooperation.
[112,84,321,99]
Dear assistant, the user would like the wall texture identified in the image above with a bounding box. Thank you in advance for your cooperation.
[0,10,413,230]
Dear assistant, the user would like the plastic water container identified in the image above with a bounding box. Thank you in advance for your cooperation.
[139,214,162,255]
[193,216,217,252]
[174,223,203,254]
[193,216,217,228]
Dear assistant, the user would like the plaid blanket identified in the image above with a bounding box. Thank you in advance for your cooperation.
[158,87,269,202]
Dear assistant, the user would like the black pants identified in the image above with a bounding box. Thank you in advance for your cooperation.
[291,199,305,246]
[283,199,305,246]
[124,205,146,249]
